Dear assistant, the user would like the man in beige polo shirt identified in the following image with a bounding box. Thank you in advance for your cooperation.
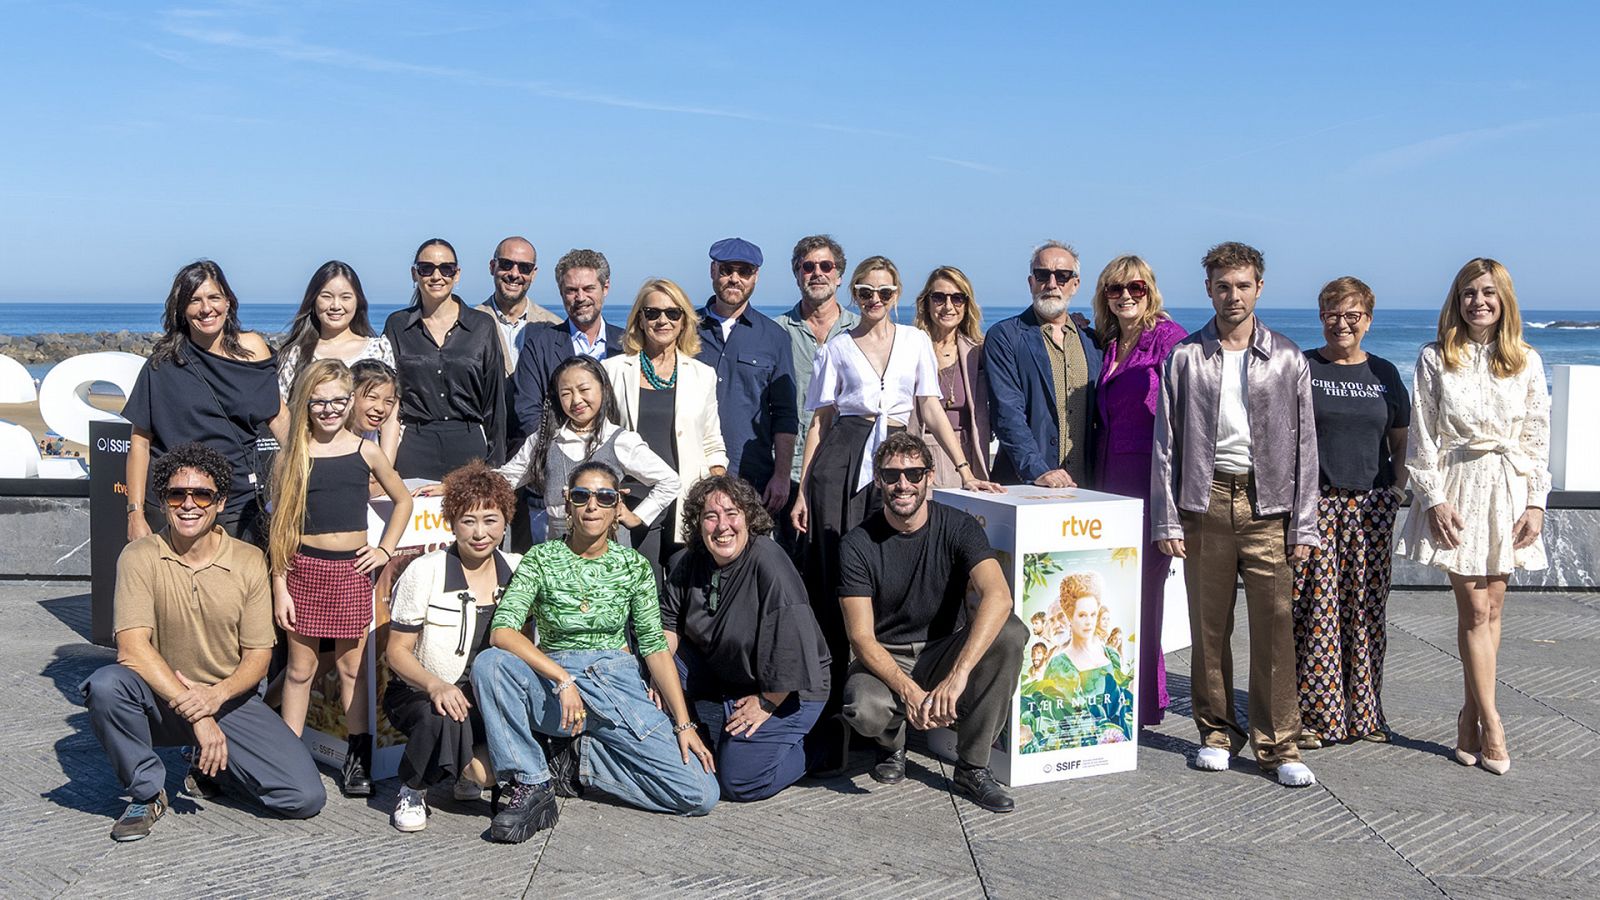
[81,443,325,841]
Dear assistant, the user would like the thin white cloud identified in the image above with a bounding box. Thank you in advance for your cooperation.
[1345,113,1596,178]
[928,155,1006,174]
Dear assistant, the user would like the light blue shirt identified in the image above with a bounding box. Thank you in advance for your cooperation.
[568,319,609,359]
[774,299,860,481]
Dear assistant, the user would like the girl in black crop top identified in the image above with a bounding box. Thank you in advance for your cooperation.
[269,359,413,797]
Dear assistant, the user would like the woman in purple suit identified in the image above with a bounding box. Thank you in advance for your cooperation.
[1091,255,1187,726]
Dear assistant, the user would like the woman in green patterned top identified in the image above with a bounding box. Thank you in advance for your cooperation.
[470,461,718,844]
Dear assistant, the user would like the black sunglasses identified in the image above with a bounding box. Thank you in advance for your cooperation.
[876,466,930,486]
[642,307,685,322]
[494,257,536,275]
[717,262,756,278]
[414,261,459,277]
[927,291,968,307]
[1032,268,1077,285]
[800,260,837,275]
[568,487,621,508]
[165,486,219,509]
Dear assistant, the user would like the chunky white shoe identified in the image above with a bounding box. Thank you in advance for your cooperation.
[453,778,484,802]
[1277,762,1317,787]
[1194,747,1231,771]
[392,786,429,832]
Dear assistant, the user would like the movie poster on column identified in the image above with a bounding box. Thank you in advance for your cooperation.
[1016,547,1140,769]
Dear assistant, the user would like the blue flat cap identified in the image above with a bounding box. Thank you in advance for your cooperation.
[709,237,763,267]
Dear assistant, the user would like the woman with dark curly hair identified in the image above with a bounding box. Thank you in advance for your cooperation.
[661,474,831,801]
[383,460,522,832]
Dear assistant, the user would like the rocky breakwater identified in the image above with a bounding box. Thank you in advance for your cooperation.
[0,331,162,365]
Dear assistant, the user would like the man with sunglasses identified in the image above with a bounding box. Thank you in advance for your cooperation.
[81,443,325,841]
[479,236,560,377]
[837,433,1028,813]
[984,240,1103,489]
[772,234,859,552]
[1151,241,1320,788]
[695,237,800,515]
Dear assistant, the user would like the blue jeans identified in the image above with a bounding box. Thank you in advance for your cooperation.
[472,647,718,816]
[677,649,824,801]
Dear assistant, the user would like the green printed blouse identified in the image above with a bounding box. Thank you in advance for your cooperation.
[491,539,667,656]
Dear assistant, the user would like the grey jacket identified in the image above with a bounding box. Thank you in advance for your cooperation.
[1150,317,1320,547]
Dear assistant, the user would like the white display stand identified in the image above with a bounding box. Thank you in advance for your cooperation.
[1550,365,1600,491]
[930,486,1145,786]
[299,494,450,781]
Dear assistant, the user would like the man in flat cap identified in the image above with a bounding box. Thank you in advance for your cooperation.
[694,238,799,513]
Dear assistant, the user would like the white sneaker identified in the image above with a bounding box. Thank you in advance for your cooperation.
[1194,747,1232,771]
[392,787,428,832]
[452,778,484,802]
[1277,762,1317,787]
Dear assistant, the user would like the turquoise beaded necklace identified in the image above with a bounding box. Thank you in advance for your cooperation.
[641,350,678,390]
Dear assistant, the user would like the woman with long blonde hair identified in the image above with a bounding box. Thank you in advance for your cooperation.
[1397,258,1550,776]
[270,359,412,796]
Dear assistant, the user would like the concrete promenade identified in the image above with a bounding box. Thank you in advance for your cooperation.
[6,580,1597,899]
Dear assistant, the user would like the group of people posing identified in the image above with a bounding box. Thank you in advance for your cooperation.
[84,233,1549,843]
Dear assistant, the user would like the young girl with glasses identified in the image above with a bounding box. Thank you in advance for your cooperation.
[269,358,413,797]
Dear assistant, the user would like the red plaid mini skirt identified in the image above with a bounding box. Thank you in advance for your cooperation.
[285,546,374,639]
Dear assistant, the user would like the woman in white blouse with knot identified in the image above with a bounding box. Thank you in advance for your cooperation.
[791,256,1002,699]
[1398,258,1549,777]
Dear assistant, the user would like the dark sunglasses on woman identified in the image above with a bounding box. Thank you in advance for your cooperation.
[1102,280,1149,299]
[568,487,621,508]
[414,261,459,277]
[642,307,685,322]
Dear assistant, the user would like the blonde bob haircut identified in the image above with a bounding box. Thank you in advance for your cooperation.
[1091,255,1170,342]
[622,278,702,356]
[912,266,984,345]
[849,255,902,307]
[1437,258,1529,378]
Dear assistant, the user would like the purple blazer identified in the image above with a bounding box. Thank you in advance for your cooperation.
[1095,317,1188,499]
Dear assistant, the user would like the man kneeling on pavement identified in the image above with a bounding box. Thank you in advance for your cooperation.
[82,442,325,841]
[837,432,1028,813]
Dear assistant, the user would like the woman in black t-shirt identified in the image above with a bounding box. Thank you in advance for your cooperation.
[1292,277,1411,746]
[661,475,830,802]
[124,260,288,546]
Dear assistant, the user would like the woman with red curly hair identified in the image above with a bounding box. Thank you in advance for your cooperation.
[382,461,521,832]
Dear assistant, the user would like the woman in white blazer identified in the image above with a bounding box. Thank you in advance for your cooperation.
[603,278,729,573]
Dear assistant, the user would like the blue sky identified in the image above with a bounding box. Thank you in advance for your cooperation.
[3,1,1597,310]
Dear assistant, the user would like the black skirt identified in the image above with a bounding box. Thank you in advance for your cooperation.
[382,678,486,790]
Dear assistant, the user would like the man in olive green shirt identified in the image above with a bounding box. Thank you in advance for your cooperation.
[82,443,324,841]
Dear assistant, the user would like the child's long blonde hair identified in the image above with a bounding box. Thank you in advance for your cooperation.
[270,358,354,573]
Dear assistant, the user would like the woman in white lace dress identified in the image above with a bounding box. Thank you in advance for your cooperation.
[1398,258,1549,777]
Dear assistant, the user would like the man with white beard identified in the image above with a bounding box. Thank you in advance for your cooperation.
[983,240,1103,487]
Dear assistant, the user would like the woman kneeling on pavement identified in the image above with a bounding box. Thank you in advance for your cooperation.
[662,475,831,801]
[472,461,718,843]
[383,461,521,832]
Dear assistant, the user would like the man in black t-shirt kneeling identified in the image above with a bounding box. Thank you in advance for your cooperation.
[837,433,1028,813]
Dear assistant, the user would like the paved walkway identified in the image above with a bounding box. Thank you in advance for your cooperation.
[6,581,1597,898]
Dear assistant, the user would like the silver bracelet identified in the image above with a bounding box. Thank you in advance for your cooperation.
[672,720,697,735]
[552,677,577,696]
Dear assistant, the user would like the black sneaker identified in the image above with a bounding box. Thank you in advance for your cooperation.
[341,732,373,798]
[110,790,168,842]
[952,767,1015,813]
[870,747,907,785]
[488,781,559,844]
[545,735,583,799]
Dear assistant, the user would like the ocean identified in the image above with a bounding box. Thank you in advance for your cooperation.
[6,301,1600,385]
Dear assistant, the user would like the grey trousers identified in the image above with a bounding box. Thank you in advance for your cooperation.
[81,663,325,817]
[842,617,1028,768]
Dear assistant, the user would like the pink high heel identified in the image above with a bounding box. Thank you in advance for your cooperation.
[1453,709,1480,767]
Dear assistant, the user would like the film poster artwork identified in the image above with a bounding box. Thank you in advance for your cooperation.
[1017,547,1140,755]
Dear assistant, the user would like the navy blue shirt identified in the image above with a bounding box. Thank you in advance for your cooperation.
[694,301,799,490]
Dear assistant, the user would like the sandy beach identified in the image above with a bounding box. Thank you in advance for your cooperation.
[0,395,125,459]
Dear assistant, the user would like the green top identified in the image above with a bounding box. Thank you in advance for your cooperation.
[491,539,667,656]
